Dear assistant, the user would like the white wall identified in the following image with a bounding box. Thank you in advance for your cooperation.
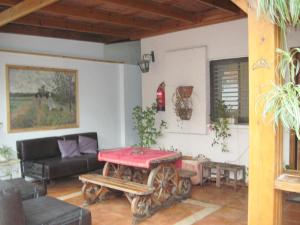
[141,18,300,167]
[119,64,142,146]
[0,33,104,60]
[104,41,141,65]
[0,51,119,149]
[0,33,141,65]
[0,37,142,152]
[163,47,208,134]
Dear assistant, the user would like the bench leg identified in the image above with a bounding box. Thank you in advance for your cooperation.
[216,166,221,188]
[82,183,109,205]
[225,170,230,184]
[131,195,151,224]
[207,167,211,183]
[234,171,238,190]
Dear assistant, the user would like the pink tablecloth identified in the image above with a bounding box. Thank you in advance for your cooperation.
[98,147,181,169]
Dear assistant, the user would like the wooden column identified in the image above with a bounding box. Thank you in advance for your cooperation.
[247,6,283,225]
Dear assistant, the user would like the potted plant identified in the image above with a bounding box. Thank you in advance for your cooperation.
[0,145,14,162]
[258,1,300,138]
[210,99,231,152]
[132,103,167,147]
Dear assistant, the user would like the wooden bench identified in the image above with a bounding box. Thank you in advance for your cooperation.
[80,170,194,224]
[79,174,154,196]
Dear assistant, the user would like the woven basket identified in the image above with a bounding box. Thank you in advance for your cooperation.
[177,86,193,98]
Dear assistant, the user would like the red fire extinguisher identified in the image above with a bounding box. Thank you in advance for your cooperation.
[156,82,165,111]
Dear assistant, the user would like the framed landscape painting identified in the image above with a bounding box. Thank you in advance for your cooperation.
[6,65,79,132]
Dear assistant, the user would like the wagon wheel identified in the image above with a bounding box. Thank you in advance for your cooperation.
[132,170,143,184]
[131,196,151,217]
[147,163,178,205]
[82,182,101,204]
[178,178,192,198]
[103,162,132,181]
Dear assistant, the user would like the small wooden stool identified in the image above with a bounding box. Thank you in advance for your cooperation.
[205,162,246,189]
[220,163,246,190]
[205,162,225,188]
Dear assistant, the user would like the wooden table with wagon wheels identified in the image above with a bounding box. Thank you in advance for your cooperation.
[79,147,195,224]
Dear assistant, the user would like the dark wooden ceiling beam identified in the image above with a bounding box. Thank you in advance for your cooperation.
[0,23,113,42]
[0,0,160,31]
[131,9,245,39]
[12,13,132,38]
[94,0,196,23]
[0,0,246,43]
[197,0,242,14]
[0,0,59,27]
[46,4,159,31]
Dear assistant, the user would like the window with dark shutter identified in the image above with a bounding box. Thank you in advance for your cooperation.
[210,57,249,124]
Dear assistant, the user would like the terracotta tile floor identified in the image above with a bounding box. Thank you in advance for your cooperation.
[47,177,300,225]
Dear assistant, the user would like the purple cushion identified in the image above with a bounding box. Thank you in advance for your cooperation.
[58,140,81,158]
[78,135,98,154]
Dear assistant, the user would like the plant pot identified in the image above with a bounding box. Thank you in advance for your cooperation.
[177,86,193,98]
[178,108,193,120]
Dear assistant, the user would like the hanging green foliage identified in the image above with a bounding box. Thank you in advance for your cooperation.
[258,0,300,32]
[262,82,300,138]
[257,0,300,137]
[210,99,231,152]
[132,103,167,147]
[276,48,300,81]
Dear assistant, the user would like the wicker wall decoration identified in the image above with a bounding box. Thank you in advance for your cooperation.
[173,86,193,120]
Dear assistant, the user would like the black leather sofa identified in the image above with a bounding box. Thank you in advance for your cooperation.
[0,179,91,225]
[23,196,92,225]
[16,132,104,191]
[0,188,91,225]
[0,178,45,200]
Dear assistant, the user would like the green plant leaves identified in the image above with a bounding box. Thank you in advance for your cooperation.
[257,1,300,137]
[132,103,167,147]
[276,48,300,81]
[258,0,300,29]
[0,145,14,160]
[211,100,231,152]
[262,82,300,138]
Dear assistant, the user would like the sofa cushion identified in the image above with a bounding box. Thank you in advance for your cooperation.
[36,157,88,179]
[62,132,98,148]
[58,140,81,158]
[78,135,98,154]
[23,196,91,225]
[17,137,60,161]
[0,178,45,200]
[0,188,26,225]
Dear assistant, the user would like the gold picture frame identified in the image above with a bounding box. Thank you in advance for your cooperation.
[6,65,79,133]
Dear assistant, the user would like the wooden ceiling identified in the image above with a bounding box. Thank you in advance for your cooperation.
[0,0,246,43]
